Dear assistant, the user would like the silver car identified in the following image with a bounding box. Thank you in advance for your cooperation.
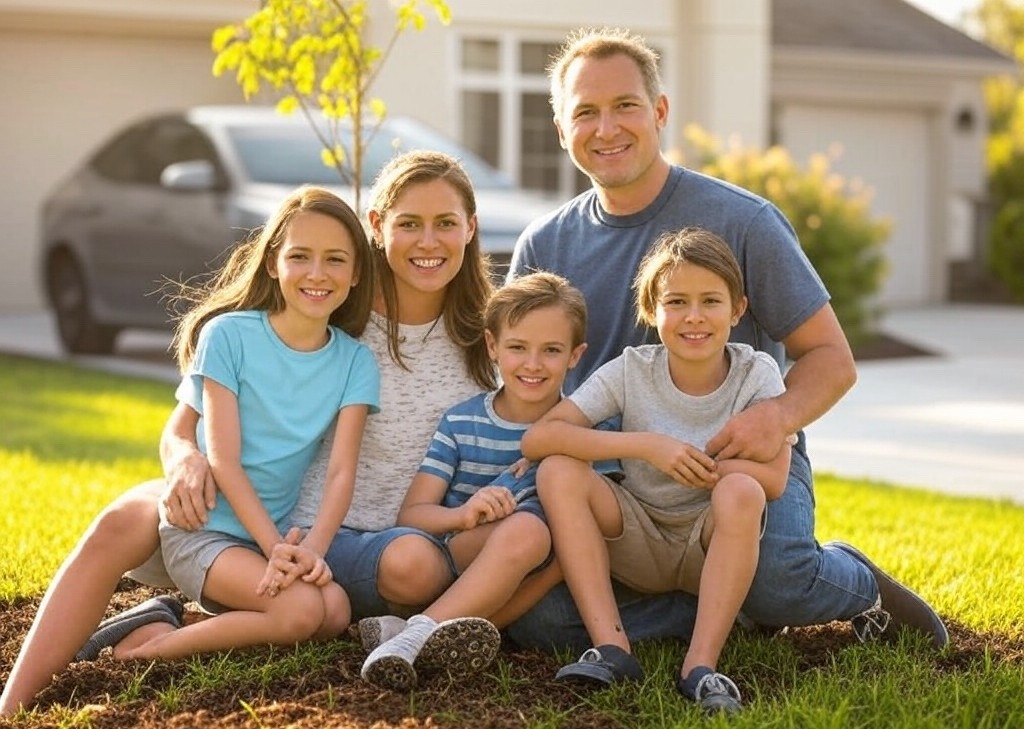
[40,105,558,354]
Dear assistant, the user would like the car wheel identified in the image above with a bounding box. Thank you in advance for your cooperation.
[47,252,119,354]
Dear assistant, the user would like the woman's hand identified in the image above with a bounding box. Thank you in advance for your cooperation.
[161,449,216,531]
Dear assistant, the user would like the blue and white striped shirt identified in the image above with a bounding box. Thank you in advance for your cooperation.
[419,390,620,507]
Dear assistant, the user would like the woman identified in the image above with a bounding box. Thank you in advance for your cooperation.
[1,150,497,714]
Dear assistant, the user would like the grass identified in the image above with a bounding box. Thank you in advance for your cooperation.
[1,351,1022,728]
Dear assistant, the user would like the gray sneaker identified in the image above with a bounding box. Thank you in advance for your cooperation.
[415,616,502,677]
[677,665,743,714]
[361,615,501,692]
[356,615,407,652]
[74,594,184,661]
[826,540,949,649]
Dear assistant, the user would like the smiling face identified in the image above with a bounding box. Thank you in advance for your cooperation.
[485,304,587,423]
[554,52,670,213]
[268,210,359,333]
[655,262,747,371]
[369,177,477,317]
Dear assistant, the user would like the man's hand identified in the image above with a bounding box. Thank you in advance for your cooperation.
[705,398,788,463]
[161,449,216,531]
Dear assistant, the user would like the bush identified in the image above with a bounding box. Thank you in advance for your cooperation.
[984,78,1024,300]
[989,198,1024,300]
[679,125,890,346]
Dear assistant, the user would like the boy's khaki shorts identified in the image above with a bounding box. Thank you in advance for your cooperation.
[602,475,711,596]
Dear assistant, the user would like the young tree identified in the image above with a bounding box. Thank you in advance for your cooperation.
[212,0,451,214]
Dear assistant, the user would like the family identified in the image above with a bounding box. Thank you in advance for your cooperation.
[0,26,948,717]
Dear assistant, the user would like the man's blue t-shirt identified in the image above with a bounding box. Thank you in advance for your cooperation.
[509,165,829,394]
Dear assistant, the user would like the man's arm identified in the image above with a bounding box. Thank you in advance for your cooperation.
[706,303,857,463]
[159,401,216,530]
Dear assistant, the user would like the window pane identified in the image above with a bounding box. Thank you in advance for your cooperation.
[520,42,560,75]
[462,38,499,72]
[462,90,501,169]
[520,93,560,192]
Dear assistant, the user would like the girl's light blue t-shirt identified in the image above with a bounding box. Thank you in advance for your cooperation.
[174,310,379,540]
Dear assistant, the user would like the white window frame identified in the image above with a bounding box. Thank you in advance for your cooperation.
[454,31,579,198]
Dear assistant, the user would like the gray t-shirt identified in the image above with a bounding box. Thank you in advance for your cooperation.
[570,342,785,518]
[509,164,828,394]
[289,311,482,532]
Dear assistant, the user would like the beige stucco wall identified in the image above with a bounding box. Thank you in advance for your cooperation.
[0,0,1004,314]
[369,0,770,158]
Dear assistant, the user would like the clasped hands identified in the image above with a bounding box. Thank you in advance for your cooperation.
[257,527,332,598]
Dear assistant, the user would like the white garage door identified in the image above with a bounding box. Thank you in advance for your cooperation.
[778,105,933,307]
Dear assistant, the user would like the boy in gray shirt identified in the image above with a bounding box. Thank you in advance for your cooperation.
[523,229,792,714]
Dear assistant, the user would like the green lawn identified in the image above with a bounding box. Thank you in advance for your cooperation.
[1,352,1021,728]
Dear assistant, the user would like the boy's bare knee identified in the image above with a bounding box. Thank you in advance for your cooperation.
[536,455,591,500]
[377,535,450,606]
[491,516,550,569]
[712,474,766,524]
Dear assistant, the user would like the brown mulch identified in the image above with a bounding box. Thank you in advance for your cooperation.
[2,583,1022,729]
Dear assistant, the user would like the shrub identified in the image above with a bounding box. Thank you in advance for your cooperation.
[679,125,890,346]
[989,198,1024,300]
[984,78,1024,300]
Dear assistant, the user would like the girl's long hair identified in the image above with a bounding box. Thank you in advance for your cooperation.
[368,150,496,391]
[169,185,374,373]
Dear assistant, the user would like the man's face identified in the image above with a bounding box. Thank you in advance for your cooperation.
[554,52,668,195]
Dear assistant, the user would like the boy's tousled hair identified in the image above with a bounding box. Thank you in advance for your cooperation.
[170,185,373,373]
[368,150,496,391]
[548,27,663,118]
[485,271,587,348]
[632,227,745,327]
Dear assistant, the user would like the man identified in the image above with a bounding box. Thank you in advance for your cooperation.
[504,26,947,681]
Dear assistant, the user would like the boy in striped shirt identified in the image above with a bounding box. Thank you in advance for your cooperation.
[360,272,608,690]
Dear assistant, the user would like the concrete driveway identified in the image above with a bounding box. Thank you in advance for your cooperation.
[1,304,1021,505]
[806,304,1024,504]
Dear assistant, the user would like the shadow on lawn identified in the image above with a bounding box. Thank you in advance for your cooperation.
[1,582,1021,729]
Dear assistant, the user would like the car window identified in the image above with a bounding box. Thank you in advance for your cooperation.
[140,120,221,185]
[222,118,513,190]
[90,123,149,183]
[91,119,221,186]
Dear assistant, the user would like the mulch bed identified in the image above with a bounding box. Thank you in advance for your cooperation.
[2,582,1021,729]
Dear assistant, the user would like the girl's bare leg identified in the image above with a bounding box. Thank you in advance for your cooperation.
[115,548,333,660]
[0,480,164,715]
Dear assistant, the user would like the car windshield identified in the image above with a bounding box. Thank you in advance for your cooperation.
[223,117,512,190]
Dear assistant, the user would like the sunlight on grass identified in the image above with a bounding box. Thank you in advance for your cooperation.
[1,353,1022,728]
[815,475,1024,636]
[0,354,174,600]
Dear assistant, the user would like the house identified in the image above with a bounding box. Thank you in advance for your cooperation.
[0,0,1013,313]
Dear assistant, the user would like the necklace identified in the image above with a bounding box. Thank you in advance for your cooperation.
[370,312,443,350]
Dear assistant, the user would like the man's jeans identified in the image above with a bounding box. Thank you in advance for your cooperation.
[505,439,879,654]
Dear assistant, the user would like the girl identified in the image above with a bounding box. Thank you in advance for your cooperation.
[522,227,793,714]
[1,152,495,712]
[90,185,380,660]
